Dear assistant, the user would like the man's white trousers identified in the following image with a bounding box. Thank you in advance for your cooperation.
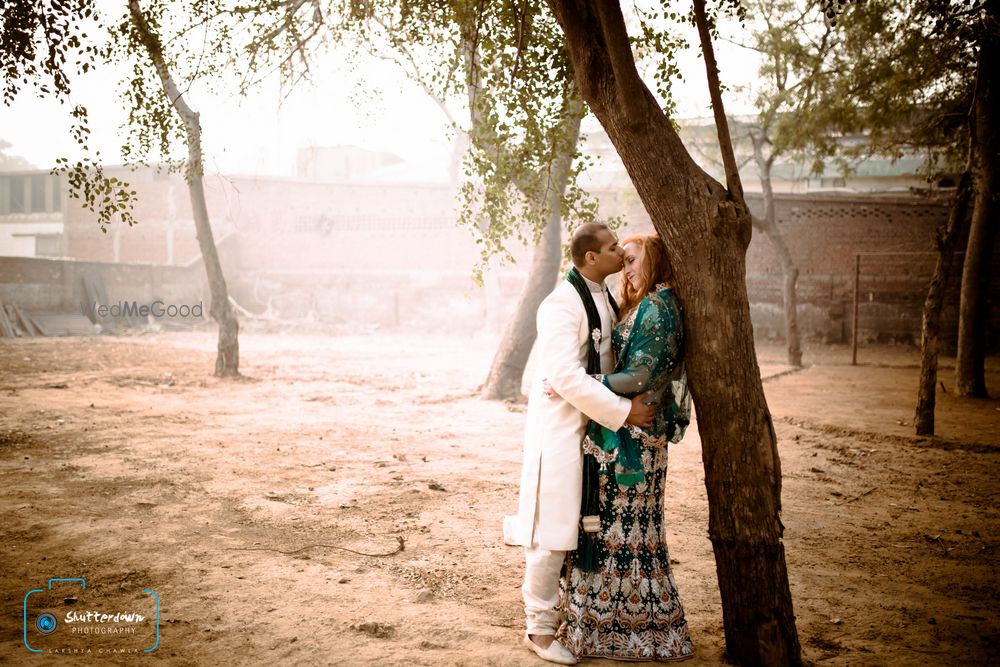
[522,541,566,635]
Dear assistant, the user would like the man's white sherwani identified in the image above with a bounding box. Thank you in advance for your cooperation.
[506,279,631,552]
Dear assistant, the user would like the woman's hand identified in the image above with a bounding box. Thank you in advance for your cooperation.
[541,379,556,398]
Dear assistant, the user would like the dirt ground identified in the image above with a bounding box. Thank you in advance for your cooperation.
[0,327,997,666]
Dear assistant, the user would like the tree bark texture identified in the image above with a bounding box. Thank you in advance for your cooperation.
[546,2,801,663]
[751,132,802,367]
[129,0,240,377]
[956,15,999,398]
[916,170,973,435]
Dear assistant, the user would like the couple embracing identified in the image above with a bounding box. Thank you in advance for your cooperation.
[503,222,695,664]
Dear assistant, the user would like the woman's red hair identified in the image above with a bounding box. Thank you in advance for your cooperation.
[617,233,674,318]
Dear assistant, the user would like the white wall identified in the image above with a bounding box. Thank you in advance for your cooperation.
[0,219,64,257]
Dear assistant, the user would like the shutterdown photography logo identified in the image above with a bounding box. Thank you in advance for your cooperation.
[23,578,160,655]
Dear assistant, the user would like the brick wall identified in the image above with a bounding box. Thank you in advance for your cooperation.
[62,174,532,272]
[742,192,998,349]
[65,175,228,266]
[591,188,997,349]
[30,176,1000,345]
[58,174,535,331]
[0,256,206,315]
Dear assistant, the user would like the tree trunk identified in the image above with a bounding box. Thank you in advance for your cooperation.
[547,2,801,663]
[916,171,974,434]
[754,215,802,367]
[480,108,581,399]
[956,19,999,398]
[189,168,240,377]
[480,184,565,399]
[461,25,585,400]
[129,0,240,377]
[751,132,803,367]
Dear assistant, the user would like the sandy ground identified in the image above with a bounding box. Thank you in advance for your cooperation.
[0,328,997,666]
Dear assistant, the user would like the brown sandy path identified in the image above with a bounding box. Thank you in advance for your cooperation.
[0,332,997,665]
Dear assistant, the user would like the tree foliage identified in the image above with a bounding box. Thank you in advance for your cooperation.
[774,0,983,180]
[3,0,340,229]
[1,0,102,102]
[108,0,339,178]
[1,0,139,230]
[334,1,729,280]
[341,2,608,280]
[3,0,701,271]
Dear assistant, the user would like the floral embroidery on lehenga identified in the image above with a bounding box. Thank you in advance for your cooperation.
[558,288,694,662]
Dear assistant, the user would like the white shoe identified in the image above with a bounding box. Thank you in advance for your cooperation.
[502,515,519,546]
[522,634,577,665]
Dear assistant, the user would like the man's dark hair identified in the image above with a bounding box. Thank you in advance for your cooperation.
[570,222,611,267]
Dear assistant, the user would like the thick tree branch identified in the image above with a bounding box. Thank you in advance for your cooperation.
[594,0,645,126]
[128,0,202,178]
[692,0,744,203]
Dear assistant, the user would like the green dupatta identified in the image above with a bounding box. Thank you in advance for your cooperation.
[598,287,689,486]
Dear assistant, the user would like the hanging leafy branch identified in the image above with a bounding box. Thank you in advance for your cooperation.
[105,0,335,181]
[2,0,100,102]
[413,3,601,273]
[331,2,618,281]
[2,0,138,231]
[773,0,982,181]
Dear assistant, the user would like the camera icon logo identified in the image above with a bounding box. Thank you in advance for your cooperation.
[35,612,57,635]
[23,578,160,653]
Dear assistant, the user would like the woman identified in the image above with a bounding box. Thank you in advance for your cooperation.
[558,232,694,662]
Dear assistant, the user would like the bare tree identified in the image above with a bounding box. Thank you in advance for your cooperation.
[749,127,802,366]
[916,170,973,435]
[128,0,239,376]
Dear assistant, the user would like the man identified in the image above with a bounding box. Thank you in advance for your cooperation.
[503,222,656,665]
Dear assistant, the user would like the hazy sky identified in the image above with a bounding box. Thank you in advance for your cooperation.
[0,10,761,179]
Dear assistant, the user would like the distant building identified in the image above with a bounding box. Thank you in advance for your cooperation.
[296,145,404,182]
[0,171,65,257]
[0,153,476,273]
[576,118,993,349]
[580,116,955,194]
[1,139,993,344]
[0,161,502,329]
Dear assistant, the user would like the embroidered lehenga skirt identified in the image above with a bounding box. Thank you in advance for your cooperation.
[558,444,694,661]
